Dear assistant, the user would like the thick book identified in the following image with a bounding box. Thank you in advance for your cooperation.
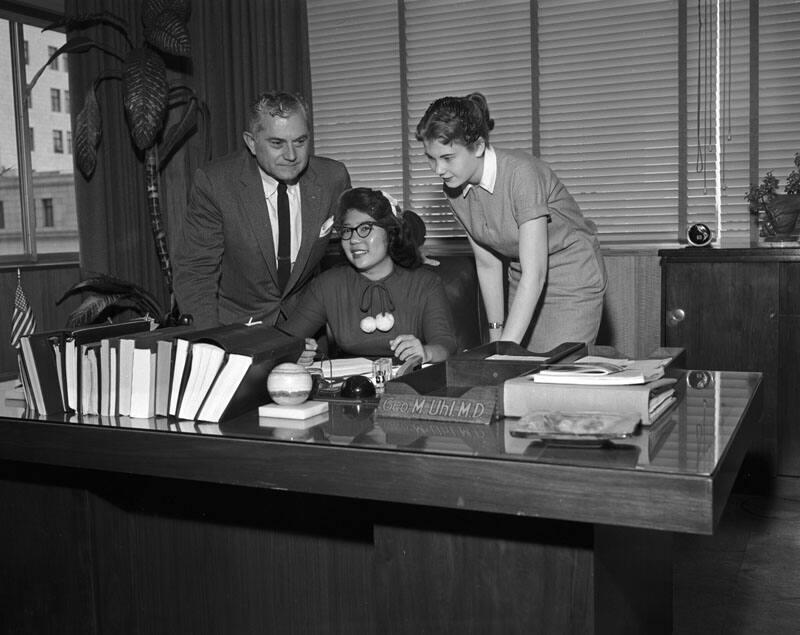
[534,356,671,386]
[111,326,195,418]
[152,326,196,416]
[169,323,247,417]
[503,375,678,426]
[64,317,154,412]
[79,342,101,415]
[189,324,304,422]
[19,330,69,415]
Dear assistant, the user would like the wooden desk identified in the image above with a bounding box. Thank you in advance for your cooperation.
[0,370,762,634]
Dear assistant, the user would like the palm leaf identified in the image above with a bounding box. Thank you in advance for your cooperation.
[122,47,168,150]
[59,275,165,326]
[43,11,131,43]
[142,0,191,27]
[144,10,191,57]
[74,90,102,178]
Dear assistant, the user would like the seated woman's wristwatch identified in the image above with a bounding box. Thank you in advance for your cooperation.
[488,321,504,330]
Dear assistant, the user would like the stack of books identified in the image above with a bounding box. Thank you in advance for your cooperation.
[17,320,304,422]
[503,356,679,426]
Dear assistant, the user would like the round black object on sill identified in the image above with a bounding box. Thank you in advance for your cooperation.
[687,223,712,247]
[340,375,376,399]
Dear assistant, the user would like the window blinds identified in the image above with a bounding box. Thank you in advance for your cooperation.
[307,0,404,197]
[404,0,533,238]
[308,0,786,248]
[758,0,800,200]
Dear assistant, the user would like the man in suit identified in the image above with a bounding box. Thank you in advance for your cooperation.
[173,91,351,328]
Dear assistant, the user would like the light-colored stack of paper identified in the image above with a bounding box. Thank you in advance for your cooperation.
[533,356,671,386]
[309,357,375,378]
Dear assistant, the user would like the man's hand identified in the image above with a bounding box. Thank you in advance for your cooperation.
[297,337,318,365]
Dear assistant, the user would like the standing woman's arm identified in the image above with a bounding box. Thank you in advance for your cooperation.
[502,217,548,344]
[468,235,506,342]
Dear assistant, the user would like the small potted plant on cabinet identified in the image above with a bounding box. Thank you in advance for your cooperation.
[745,152,800,240]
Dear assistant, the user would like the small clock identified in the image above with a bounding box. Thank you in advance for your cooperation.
[687,223,712,247]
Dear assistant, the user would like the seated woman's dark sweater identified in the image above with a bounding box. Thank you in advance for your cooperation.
[283,264,457,359]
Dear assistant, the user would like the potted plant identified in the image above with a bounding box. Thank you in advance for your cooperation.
[26,0,208,325]
[745,153,800,237]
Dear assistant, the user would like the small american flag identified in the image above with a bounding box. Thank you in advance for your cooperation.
[11,269,37,349]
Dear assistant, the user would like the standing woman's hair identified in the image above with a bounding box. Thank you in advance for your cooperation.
[415,92,495,148]
[335,188,424,269]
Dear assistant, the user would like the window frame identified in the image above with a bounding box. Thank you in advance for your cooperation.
[1,8,79,265]
[50,87,60,112]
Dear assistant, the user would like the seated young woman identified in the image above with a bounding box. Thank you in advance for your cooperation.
[283,187,457,365]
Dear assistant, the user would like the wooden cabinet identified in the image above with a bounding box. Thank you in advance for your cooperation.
[660,248,800,477]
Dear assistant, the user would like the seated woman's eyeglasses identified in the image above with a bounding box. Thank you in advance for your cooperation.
[337,222,377,240]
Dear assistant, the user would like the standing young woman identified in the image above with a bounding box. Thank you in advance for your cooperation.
[415,93,607,351]
[283,187,457,364]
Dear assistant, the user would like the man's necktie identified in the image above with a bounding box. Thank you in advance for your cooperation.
[276,182,290,292]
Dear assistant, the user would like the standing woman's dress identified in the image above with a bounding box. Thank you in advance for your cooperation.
[446,147,607,351]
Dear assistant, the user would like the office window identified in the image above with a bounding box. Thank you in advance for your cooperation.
[42,198,54,227]
[1,15,79,258]
[48,45,58,69]
[52,129,63,153]
[66,130,72,154]
[308,0,797,248]
[50,87,60,112]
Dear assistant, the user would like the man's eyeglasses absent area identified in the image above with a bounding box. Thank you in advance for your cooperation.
[336,222,378,240]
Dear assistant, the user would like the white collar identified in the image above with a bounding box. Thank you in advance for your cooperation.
[463,146,497,197]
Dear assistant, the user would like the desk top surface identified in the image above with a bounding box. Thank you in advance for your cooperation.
[0,368,762,534]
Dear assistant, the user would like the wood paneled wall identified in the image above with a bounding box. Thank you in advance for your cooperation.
[597,251,662,358]
[0,263,82,379]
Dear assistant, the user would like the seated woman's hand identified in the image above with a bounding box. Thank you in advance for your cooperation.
[296,337,319,366]
[389,334,426,364]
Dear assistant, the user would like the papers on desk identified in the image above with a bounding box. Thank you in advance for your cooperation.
[309,357,375,378]
[534,356,670,386]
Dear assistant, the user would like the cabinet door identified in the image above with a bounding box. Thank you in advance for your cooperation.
[779,262,800,475]
[662,261,779,370]
[662,261,779,475]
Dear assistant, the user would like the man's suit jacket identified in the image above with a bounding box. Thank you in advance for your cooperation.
[173,150,351,328]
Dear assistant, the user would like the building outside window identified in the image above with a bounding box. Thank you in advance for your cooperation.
[64,89,69,113]
[42,198,54,227]
[47,44,57,69]
[50,87,60,112]
[61,52,67,72]
[66,130,72,154]
[0,202,5,229]
[23,39,27,64]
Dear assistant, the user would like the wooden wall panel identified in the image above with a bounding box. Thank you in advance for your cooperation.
[597,252,662,358]
[0,263,82,378]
